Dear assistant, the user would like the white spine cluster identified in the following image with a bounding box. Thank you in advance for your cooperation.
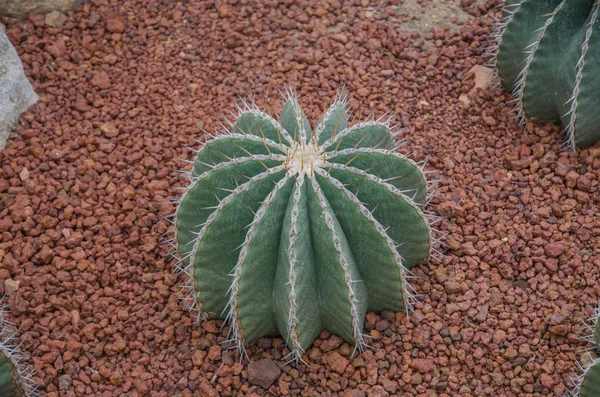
[313,88,350,141]
[281,88,308,143]
[0,302,39,397]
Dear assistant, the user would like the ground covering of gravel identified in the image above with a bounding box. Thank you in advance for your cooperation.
[1,0,599,396]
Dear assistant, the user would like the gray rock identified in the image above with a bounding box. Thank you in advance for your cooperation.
[0,0,79,19]
[0,24,38,149]
[248,358,281,389]
[58,374,72,390]
[512,279,531,291]
[45,10,68,28]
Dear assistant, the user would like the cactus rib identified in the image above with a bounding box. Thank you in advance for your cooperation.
[565,7,598,149]
[283,177,307,363]
[315,169,419,314]
[224,175,293,356]
[514,0,566,125]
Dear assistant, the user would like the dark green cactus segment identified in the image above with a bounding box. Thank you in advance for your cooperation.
[232,111,293,147]
[316,173,406,313]
[316,99,348,145]
[495,0,600,148]
[174,91,431,359]
[323,123,394,152]
[580,359,600,397]
[325,150,427,206]
[522,0,592,123]
[273,179,322,352]
[280,97,312,143]
[571,7,600,147]
[496,0,562,91]
[306,177,368,345]
[327,167,430,269]
[234,177,296,342]
[176,159,284,264]
[191,137,285,177]
[191,169,287,317]
[0,352,24,397]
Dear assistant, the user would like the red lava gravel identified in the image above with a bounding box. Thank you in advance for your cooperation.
[1,0,600,396]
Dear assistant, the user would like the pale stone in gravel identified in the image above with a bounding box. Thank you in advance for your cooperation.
[18,167,29,180]
[58,374,72,390]
[45,11,67,27]
[0,0,79,18]
[4,278,19,294]
[0,24,38,149]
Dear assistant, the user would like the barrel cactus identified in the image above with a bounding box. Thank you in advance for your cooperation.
[172,90,433,360]
[593,306,600,353]
[568,301,600,396]
[577,360,600,397]
[491,0,600,148]
[0,304,38,397]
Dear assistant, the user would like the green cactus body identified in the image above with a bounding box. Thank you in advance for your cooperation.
[174,91,431,359]
[595,314,600,352]
[579,359,600,397]
[571,302,600,396]
[494,0,600,148]
[0,306,37,397]
[0,352,25,397]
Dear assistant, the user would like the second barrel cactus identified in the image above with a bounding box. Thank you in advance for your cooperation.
[578,361,600,397]
[569,302,600,396]
[173,90,432,360]
[0,304,38,397]
[493,0,600,148]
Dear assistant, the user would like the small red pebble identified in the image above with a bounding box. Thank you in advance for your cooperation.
[106,15,125,33]
[544,242,565,258]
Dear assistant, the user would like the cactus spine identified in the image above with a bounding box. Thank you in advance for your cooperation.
[568,302,600,396]
[492,0,600,148]
[0,303,38,397]
[172,89,433,360]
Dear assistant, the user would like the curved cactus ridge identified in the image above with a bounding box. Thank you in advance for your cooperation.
[568,301,600,397]
[173,89,433,360]
[0,303,38,397]
[579,360,600,397]
[493,0,600,148]
[596,320,600,352]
